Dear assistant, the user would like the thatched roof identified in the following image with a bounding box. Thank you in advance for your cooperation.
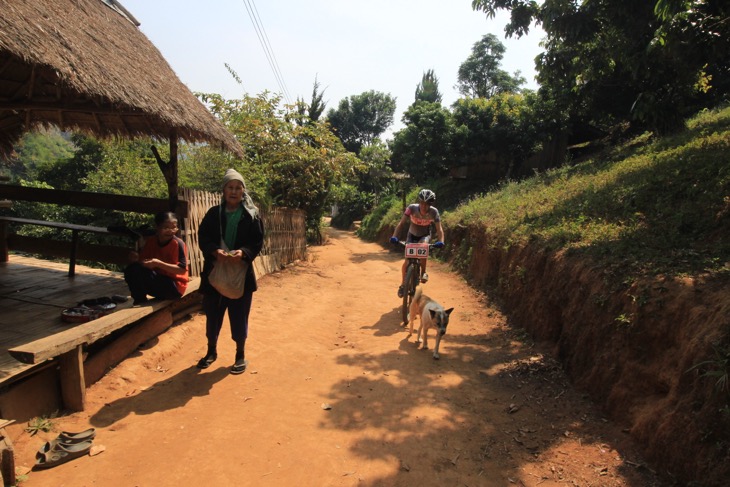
[0,0,244,157]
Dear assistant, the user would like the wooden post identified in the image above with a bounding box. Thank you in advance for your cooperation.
[69,229,80,277]
[0,430,14,487]
[58,345,86,412]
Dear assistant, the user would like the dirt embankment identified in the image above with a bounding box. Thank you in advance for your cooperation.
[439,223,730,486]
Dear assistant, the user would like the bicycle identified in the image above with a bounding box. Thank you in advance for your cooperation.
[396,240,435,326]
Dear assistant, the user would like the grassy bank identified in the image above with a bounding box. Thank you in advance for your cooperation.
[363,104,729,283]
[442,105,730,282]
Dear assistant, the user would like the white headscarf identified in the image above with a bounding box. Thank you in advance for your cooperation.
[222,168,258,219]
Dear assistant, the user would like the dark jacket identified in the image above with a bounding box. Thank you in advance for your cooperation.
[198,203,264,296]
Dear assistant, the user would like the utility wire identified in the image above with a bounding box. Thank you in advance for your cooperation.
[249,0,292,102]
[242,0,292,104]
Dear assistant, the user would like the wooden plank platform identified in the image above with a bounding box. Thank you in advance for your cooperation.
[0,254,198,388]
[0,254,204,413]
[0,255,132,386]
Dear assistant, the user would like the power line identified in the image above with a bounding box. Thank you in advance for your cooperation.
[241,0,292,104]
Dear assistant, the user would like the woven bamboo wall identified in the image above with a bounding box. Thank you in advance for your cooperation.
[178,188,306,278]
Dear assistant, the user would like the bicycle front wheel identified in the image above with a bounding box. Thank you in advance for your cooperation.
[402,262,418,325]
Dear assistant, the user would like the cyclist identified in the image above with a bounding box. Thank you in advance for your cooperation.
[390,188,445,298]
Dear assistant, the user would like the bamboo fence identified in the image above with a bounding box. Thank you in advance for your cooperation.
[179,188,306,278]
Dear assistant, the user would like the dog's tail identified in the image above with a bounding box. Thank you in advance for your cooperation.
[413,286,422,301]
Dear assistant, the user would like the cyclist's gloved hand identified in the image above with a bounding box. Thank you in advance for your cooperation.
[390,236,399,244]
[434,241,444,248]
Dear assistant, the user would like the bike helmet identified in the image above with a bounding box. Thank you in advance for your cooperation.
[417,188,436,203]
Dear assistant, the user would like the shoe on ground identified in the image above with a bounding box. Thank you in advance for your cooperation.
[397,285,405,298]
[196,352,217,369]
[421,272,429,283]
[231,358,248,375]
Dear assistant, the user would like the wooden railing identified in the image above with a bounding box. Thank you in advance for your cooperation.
[0,185,307,279]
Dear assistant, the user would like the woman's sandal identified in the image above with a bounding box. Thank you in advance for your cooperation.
[36,428,96,458]
[34,440,93,470]
[196,353,217,369]
[59,428,96,442]
[230,359,248,375]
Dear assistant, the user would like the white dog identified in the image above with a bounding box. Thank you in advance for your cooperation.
[408,286,454,359]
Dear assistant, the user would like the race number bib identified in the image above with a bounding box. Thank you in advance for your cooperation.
[404,243,429,258]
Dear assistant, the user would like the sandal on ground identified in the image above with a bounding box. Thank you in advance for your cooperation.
[59,428,96,442]
[230,358,248,375]
[34,440,93,470]
[37,428,96,458]
[196,353,217,369]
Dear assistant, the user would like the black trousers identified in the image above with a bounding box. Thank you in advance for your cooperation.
[124,262,181,302]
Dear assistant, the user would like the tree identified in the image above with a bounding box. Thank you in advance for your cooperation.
[83,137,167,199]
[415,69,442,104]
[196,91,361,242]
[472,0,729,134]
[7,129,75,182]
[326,91,396,154]
[390,102,457,183]
[456,34,526,99]
[296,77,327,124]
[40,134,106,191]
[452,93,541,180]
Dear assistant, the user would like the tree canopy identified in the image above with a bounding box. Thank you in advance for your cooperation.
[415,69,443,104]
[471,0,729,133]
[390,101,458,183]
[456,33,526,99]
[326,90,396,154]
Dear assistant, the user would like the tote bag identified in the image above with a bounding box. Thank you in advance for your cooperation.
[209,258,248,299]
[209,240,249,299]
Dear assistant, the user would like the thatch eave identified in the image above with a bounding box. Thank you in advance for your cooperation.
[0,0,244,158]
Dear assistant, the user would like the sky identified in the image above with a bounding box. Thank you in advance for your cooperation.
[121,0,545,136]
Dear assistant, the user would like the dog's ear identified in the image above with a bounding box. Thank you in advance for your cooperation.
[429,309,437,319]
[445,308,454,315]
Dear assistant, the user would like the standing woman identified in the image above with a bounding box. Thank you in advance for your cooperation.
[197,168,264,375]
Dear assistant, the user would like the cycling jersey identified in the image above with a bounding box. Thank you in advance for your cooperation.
[404,203,440,238]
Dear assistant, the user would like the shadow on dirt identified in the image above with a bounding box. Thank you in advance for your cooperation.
[88,366,228,427]
[325,313,666,486]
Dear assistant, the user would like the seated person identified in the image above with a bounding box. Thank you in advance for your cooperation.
[124,211,188,305]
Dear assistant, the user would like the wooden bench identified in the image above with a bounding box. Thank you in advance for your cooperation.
[0,216,125,277]
[8,278,200,412]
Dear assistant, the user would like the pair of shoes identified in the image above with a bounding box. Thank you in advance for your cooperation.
[35,440,94,469]
[35,428,96,470]
[37,428,96,457]
[420,272,429,283]
[397,285,405,298]
[231,358,248,375]
[196,352,217,369]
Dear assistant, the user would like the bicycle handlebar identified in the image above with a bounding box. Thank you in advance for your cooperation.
[394,240,437,249]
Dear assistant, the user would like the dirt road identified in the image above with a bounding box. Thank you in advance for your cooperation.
[15,227,665,486]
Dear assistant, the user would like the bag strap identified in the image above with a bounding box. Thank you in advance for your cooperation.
[218,205,229,251]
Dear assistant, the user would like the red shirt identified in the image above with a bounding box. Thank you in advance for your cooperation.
[139,235,189,295]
